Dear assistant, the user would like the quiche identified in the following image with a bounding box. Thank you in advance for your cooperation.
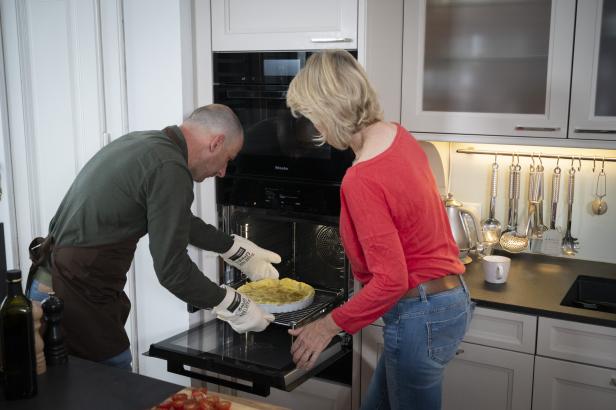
[237,278,315,314]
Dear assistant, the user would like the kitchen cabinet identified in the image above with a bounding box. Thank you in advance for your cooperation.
[441,308,536,410]
[401,0,575,139]
[568,0,616,141]
[359,308,536,409]
[442,342,534,410]
[532,356,616,410]
[211,0,358,51]
[533,317,616,409]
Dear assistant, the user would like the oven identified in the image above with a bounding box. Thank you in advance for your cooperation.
[146,51,357,396]
[213,51,356,183]
[147,180,353,395]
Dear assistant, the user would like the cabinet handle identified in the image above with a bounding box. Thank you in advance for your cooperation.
[574,128,616,134]
[311,37,353,43]
[515,126,560,132]
[455,349,464,355]
[103,132,111,145]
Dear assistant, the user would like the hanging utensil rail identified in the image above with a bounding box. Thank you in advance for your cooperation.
[455,149,616,163]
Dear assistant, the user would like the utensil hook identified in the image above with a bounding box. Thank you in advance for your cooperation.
[601,156,606,174]
[537,153,543,167]
[578,155,582,172]
[593,156,596,173]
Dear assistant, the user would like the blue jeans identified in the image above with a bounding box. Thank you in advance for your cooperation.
[100,348,133,371]
[361,278,475,410]
[28,279,133,372]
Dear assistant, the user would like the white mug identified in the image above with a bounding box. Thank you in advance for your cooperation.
[482,255,511,284]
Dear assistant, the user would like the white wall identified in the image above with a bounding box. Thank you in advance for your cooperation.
[123,0,194,385]
[428,141,616,264]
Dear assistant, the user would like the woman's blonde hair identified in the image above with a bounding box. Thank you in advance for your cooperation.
[287,50,382,150]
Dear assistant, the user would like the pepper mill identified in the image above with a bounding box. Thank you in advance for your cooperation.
[41,292,68,365]
[31,301,46,374]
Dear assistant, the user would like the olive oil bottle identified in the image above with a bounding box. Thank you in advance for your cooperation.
[0,269,37,399]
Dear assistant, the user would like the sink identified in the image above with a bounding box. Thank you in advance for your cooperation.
[560,275,616,313]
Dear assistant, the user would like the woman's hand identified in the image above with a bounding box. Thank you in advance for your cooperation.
[288,313,341,370]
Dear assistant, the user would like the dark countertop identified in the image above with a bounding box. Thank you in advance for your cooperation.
[463,251,616,327]
[0,356,183,409]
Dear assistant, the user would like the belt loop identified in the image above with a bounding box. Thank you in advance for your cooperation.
[459,275,470,295]
[418,284,428,302]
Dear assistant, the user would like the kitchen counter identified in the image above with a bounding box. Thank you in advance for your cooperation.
[0,356,290,409]
[463,251,616,327]
[0,356,182,409]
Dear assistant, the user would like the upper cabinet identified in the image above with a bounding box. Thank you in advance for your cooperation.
[211,0,358,51]
[568,0,616,141]
[402,0,576,139]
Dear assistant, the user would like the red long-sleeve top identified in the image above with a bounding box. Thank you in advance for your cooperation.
[331,125,464,334]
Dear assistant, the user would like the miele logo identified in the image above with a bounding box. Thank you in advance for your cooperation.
[274,165,289,171]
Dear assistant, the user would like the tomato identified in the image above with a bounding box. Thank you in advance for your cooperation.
[205,395,220,404]
[192,391,206,401]
[172,398,186,410]
[199,402,215,410]
[215,400,232,410]
[183,399,199,410]
[172,393,189,401]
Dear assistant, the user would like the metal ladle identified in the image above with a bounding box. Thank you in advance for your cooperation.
[591,158,608,215]
[481,158,502,244]
[500,163,541,253]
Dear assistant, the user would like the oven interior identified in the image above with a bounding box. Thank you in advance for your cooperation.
[221,206,351,328]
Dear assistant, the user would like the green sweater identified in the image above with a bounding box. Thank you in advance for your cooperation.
[49,126,232,307]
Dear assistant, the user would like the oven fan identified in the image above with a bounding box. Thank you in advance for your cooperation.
[315,226,345,270]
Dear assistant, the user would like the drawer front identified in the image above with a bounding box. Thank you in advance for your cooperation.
[533,356,616,410]
[537,317,616,369]
[464,307,537,354]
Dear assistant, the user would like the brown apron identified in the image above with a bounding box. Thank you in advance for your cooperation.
[30,126,181,362]
[51,239,138,361]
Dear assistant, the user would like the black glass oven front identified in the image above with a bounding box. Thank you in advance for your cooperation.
[213,51,356,183]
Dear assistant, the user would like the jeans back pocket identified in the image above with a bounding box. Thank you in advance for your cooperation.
[427,308,469,366]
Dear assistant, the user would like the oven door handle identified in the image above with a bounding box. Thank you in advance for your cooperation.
[166,360,271,396]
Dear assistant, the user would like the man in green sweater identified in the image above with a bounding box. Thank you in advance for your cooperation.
[28,104,279,370]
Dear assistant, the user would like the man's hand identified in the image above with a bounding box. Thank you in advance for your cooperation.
[288,314,342,370]
[221,235,281,281]
[212,285,274,333]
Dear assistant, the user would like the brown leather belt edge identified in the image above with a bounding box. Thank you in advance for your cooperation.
[404,274,463,299]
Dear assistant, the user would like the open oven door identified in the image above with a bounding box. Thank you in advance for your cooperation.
[147,319,351,397]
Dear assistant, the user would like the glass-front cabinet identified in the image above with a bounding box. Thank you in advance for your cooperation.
[402,0,575,139]
[569,0,616,141]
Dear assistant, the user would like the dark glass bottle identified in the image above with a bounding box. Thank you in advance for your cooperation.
[0,269,37,399]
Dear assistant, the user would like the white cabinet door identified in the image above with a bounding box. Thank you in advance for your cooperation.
[533,356,616,410]
[211,0,358,51]
[568,0,616,141]
[401,0,575,139]
[442,342,534,410]
[0,0,124,273]
[237,378,352,410]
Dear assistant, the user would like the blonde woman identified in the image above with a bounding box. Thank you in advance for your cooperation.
[286,50,474,409]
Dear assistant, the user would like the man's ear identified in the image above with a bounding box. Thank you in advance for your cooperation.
[209,134,226,152]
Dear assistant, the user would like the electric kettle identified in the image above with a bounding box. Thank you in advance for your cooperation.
[443,193,483,264]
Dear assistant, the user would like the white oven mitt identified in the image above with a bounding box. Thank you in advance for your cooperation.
[212,285,275,333]
[221,235,281,281]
